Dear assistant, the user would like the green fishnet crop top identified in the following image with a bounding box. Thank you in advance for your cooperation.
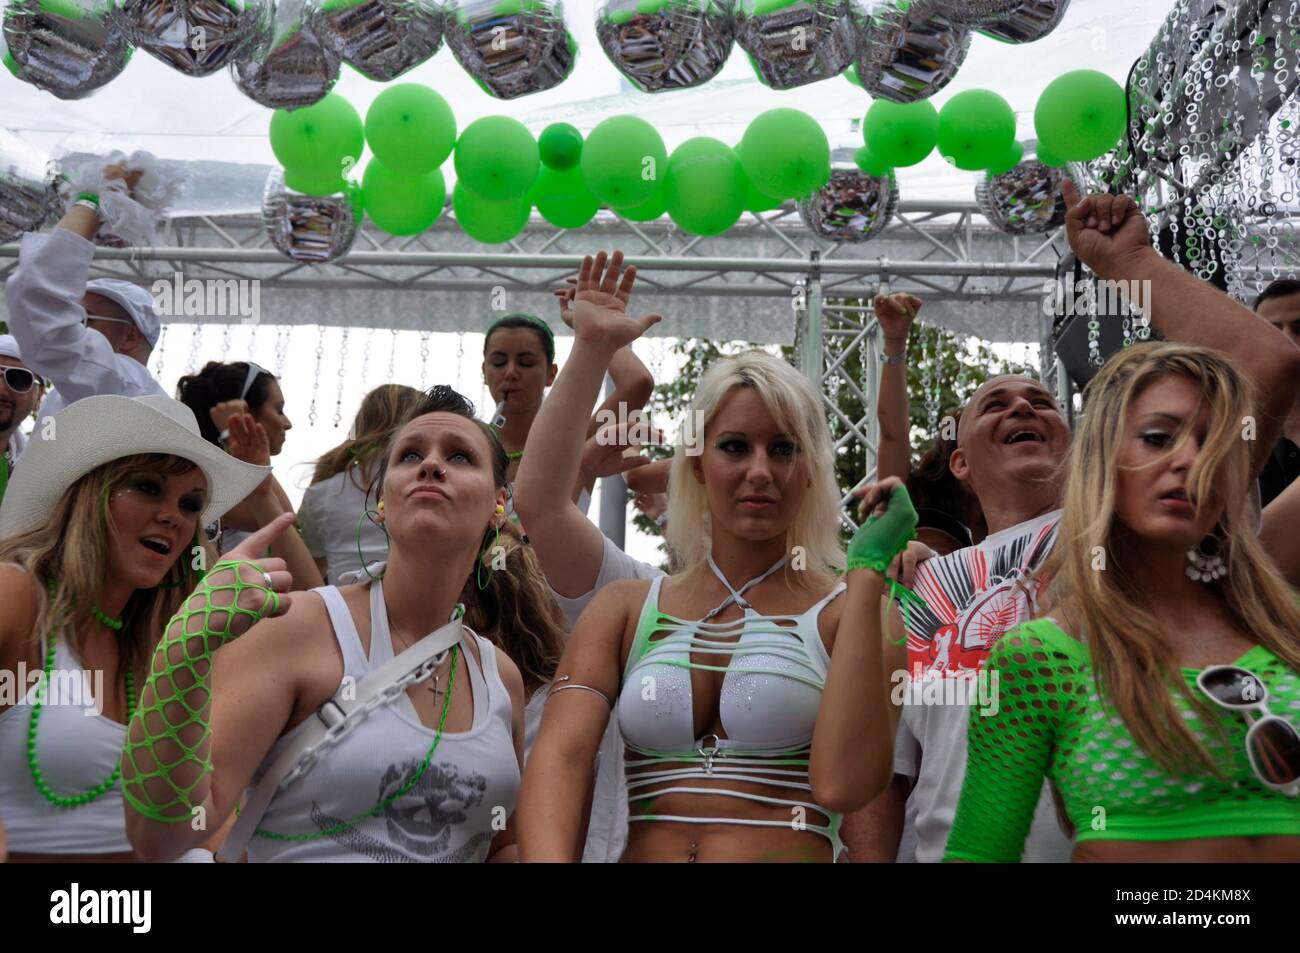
[944,619,1300,863]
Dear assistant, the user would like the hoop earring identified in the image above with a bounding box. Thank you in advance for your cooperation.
[1186,533,1227,583]
[476,521,501,591]
[356,508,389,581]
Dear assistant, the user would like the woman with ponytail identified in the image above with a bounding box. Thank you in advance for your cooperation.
[122,386,533,863]
[299,384,424,583]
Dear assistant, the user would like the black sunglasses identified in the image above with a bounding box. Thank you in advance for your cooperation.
[1,366,37,394]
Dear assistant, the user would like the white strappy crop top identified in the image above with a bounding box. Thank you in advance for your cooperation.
[615,556,846,857]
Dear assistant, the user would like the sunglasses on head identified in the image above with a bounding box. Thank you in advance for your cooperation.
[1,366,37,394]
[1197,665,1300,796]
[240,361,272,402]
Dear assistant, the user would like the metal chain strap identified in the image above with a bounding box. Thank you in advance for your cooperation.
[274,637,464,791]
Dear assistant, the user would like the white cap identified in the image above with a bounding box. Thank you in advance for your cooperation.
[0,335,22,362]
[85,278,162,348]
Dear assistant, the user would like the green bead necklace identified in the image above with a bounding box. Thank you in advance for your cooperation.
[251,646,460,842]
[28,586,132,808]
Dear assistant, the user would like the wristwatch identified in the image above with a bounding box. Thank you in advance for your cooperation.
[882,352,907,365]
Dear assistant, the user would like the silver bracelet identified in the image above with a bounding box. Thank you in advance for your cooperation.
[548,676,612,707]
[882,352,907,365]
[654,512,668,529]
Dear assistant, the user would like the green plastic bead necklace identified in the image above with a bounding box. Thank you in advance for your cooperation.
[28,585,132,808]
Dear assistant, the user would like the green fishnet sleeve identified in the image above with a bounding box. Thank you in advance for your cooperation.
[120,560,281,824]
[943,619,1084,863]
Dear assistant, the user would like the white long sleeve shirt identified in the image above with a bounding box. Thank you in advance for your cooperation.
[5,229,164,425]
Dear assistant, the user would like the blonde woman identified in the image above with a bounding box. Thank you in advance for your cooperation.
[945,343,1300,863]
[0,394,276,862]
[517,256,916,861]
[299,384,425,583]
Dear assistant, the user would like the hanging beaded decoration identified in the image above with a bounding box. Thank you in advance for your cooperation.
[220,322,232,362]
[274,325,291,379]
[419,330,432,389]
[387,329,399,382]
[333,327,350,428]
[153,324,168,378]
[186,324,204,375]
[360,327,374,392]
[309,324,326,427]
[455,330,465,392]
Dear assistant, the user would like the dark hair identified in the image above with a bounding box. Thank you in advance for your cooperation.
[176,361,276,445]
[907,424,987,546]
[1252,279,1300,311]
[484,313,556,365]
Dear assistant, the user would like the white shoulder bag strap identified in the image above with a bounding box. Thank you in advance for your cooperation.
[216,618,465,862]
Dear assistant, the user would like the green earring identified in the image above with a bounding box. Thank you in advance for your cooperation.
[357,508,389,581]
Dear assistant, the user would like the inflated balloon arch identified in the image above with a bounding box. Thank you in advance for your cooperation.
[1,0,1110,261]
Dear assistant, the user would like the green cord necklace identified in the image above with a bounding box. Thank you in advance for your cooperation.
[252,646,460,842]
[28,586,132,808]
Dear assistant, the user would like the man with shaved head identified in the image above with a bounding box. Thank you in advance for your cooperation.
[846,182,1300,863]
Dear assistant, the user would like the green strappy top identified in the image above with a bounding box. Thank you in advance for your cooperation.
[944,618,1300,862]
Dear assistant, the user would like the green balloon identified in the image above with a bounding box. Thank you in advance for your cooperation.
[284,167,348,195]
[845,63,862,88]
[269,93,364,184]
[1034,143,1065,167]
[361,160,445,236]
[539,122,583,170]
[365,84,456,177]
[1034,69,1126,162]
[987,140,1024,175]
[739,108,830,200]
[3,51,20,77]
[664,137,745,236]
[619,186,667,221]
[937,89,1016,172]
[454,116,539,201]
[733,142,783,213]
[531,165,599,229]
[863,98,938,168]
[581,115,667,208]
[453,181,531,244]
[854,146,892,178]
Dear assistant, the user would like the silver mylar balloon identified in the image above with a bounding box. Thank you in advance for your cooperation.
[933,0,1022,25]
[0,132,60,243]
[975,159,1067,235]
[973,0,1068,44]
[444,0,575,99]
[232,0,340,109]
[311,0,443,82]
[857,0,970,104]
[736,0,858,90]
[112,0,271,76]
[799,158,897,243]
[262,167,359,264]
[2,0,133,99]
[595,0,733,93]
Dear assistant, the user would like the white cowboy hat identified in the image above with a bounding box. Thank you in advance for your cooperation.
[0,394,269,539]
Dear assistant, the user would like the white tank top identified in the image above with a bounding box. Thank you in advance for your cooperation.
[0,638,133,854]
[246,583,520,863]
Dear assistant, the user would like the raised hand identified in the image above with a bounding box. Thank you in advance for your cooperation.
[571,250,662,352]
[848,478,919,575]
[634,491,668,523]
[212,511,298,625]
[224,413,270,466]
[553,277,578,329]
[210,399,250,439]
[1061,180,1154,278]
[580,421,656,483]
[874,292,923,341]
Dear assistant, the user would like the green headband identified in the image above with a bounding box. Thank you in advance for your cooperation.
[486,313,555,343]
